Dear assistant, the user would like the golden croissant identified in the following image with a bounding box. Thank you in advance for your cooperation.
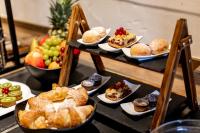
[18,87,94,129]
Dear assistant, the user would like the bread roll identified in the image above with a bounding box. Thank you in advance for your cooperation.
[149,39,169,54]
[82,30,101,43]
[92,27,106,38]
[130,43,151,56]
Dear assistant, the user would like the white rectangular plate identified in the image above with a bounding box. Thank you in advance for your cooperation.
[122,47,169,61]
[97,80,141,104]
[120,91,171,116]
[72,74,111,95]
[77,28,111,46]
[98,35,143,52]
[0,78,35,117]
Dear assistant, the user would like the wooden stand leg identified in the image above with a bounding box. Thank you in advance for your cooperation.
[181,46,199,110]
[151,18,199,130]
[90,54,105,74]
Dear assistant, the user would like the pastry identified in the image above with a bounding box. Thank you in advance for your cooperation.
[105,81,131,101]
[89,73,102,86]
[82,30,101,43]
[91,27,106,38]
[149,39,169,54]
[133,98,149,112]
[108,27,136,48]
[81,80,94,91]
[130,43,151,56]
[18,86,94,129]
[1,97,16,107]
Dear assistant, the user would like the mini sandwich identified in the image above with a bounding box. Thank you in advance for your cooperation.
[108,27,136,48]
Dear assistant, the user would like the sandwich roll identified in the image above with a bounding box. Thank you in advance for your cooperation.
[92,27,106,38]
[82,30,101,43]
[130,43,151,56]
[149,39,169,54]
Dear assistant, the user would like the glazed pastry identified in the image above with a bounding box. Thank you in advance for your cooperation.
[8,90,22,101]
[105,81,131,101]
[28,97,53,111]
[130,43,151,56]
[38,87,68,102]
[108,27,136,48]
[9,85,21,91]
[1,97,16,107]
[89,73,102,86]
[149,39,169,54]
[81,80,94,91]
[133,98,149,112]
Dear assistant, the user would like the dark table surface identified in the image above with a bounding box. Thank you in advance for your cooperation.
[0,64,189,133]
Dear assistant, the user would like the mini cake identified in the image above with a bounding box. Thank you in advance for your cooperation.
[1,97,16,107]
[105,81,131,101]
[8,90,22,101]
[81,80,95,91]
[2,83,12,88]
[133,98,149,112]
[89,73,102,86]
[108,27,136,48]
[9,85,21,91]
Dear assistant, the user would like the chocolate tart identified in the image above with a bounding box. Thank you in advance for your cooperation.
[133,98,149,112]
[89,73,102,86]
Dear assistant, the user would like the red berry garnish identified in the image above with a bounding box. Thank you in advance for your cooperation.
[73,48,80,55]
[2,88,9,94]
[60,47,65,53]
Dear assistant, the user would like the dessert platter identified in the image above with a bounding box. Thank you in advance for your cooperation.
[72,73,111,95]
[97,80,141,104]
[98,27,143,52]
[77,26,111,46]
[0,78,34,116]
[122,39,170,61]
[15,86,96,132]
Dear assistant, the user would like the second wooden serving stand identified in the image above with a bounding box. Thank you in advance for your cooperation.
[59,3,199,132]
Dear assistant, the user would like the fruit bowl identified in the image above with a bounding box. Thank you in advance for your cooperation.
[25,64,61,83]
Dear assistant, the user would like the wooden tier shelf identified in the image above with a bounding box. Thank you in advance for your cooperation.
[69,37,167,73]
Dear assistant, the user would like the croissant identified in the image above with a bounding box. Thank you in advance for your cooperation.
[18,110,48,129]
[38,87,69,102]
[46,105,94,128]
[28,97,52,111]
[66,87,88,106]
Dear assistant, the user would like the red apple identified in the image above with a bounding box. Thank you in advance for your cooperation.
[25,51,45,68]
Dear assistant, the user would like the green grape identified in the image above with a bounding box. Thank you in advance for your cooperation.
[56,45,60,50]
[45,38,52,46]
[45,59,51,66]
[53,56,58,61]
[43,49,48,55]
[48,50,54,57]
[43,43,50,49]
[43,55,49,60]
[53,51,59,57]
[50,46,56,51]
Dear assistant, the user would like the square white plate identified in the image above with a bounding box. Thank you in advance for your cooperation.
[97,80,141,104]
[120,91,171,116]
[122,47,169,61]
[0,78,35,117]
[72,74,111,95]
[98,35,143,53]
[77,28,111,46]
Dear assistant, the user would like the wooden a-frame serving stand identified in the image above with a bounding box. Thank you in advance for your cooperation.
[59,4,199,131]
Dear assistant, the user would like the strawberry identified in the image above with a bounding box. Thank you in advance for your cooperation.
[39,35,49,46]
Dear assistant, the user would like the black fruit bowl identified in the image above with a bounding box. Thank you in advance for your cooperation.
[15,98,96,133]
[25,64,61,84]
